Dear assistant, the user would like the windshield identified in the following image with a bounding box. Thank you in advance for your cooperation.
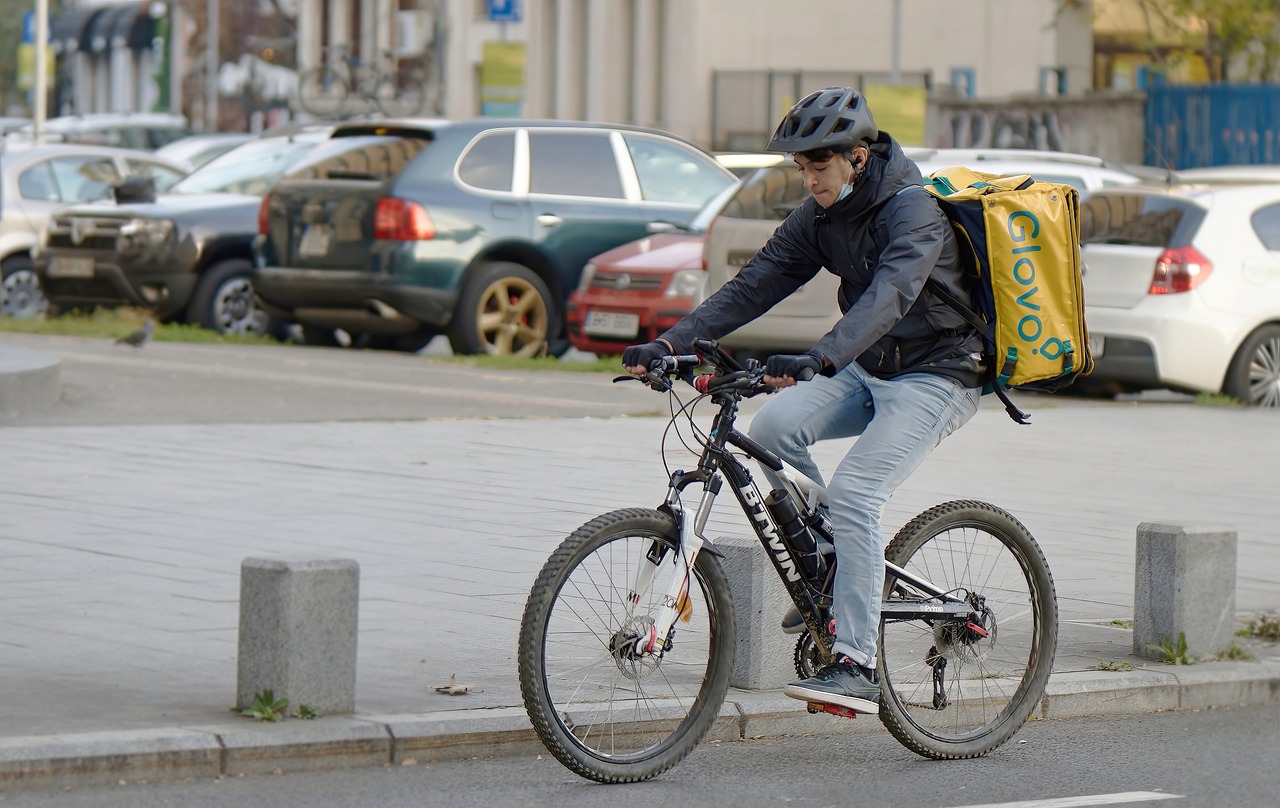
[686,180,744,232]
[167,138,323,196]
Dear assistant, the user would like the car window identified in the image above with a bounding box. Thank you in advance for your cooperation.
[717,163,807,221]
[125,158,186,192]
[687,181,744,232]
[623,134,731,205]
[1251,203,1280,251]
[1029,172,1087,192]
[171,138,322,196]
[458,130,515,192]
[284,136,427,181]
[528,131,623,198]
[43,156,121,202]
[17,162,59,201]
[1079,193,1204,247]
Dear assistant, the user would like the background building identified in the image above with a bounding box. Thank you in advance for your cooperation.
[44,0,1096,151]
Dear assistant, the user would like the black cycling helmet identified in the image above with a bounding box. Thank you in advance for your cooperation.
[766,87,879,154]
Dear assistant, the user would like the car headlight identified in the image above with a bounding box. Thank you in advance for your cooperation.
[117,219,175,255]
[665,268,707,300]
[577,262,597,292]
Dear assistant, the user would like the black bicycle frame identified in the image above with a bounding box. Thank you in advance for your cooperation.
[665,389,972,660]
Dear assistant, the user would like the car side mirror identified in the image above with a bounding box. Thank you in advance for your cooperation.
[114,176,157,204]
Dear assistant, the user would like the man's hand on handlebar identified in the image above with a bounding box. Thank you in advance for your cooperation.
[763,352,824,388]
[621,340,673,376]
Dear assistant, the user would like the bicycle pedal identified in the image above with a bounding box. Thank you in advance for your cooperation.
[805,702,859,719]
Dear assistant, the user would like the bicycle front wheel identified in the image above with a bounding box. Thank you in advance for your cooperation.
[297,66,349,116]
[518,508,736,783]
[878,500,1058,759]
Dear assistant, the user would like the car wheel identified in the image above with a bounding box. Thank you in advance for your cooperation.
[1224,323,1280,407]
[447,261,558,357]
[188,258,277,337]
[1,256,48,319]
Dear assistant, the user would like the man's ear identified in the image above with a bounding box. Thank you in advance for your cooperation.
[853,146,869,171]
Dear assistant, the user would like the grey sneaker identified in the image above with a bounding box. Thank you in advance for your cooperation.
[783,658,880,713]
[781,605,805,634]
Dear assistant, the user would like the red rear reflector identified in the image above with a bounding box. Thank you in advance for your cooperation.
[374,198,436,241]
[258,196,270,236]
[1150,245,1213,294]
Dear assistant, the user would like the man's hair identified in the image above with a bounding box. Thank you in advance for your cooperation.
[796,138,871,164]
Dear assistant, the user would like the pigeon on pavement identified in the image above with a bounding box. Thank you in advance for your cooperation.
[116,319,154,348]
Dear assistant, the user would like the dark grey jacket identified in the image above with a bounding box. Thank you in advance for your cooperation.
[661,134,984,386]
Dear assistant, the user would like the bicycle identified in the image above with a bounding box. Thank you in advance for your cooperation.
[517,338,1058,783]
[297,45,433,118]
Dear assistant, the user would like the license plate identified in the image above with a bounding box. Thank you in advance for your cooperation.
[47,256,95,278]
[1088,333,1105,359]
[584,310,640,338]
[298,226,332,258]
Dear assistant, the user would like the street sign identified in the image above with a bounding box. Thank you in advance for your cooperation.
[487,0,521,23]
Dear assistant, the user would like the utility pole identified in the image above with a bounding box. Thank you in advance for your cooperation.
[34,0,48,141]
[206,0,219,130]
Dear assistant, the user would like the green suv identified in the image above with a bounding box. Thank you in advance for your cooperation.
[253,119,736,354]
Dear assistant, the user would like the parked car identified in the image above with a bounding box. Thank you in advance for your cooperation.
[714,152,785,177]
[155,133,257,171]
[0,144,189,318]
[566,181,741,355]
[33,125,333,335]
[13,113,193,150]
[1171,165,1280,185]
[254,119,737,355]
[701,149,1145,356]
[1077,183,1280,406]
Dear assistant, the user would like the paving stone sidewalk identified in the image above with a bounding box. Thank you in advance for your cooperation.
[1,352,1279,790]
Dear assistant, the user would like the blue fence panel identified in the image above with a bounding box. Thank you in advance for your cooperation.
[1146,84,1280,168]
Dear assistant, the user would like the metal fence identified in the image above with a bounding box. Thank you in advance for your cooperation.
[711,70,930,152]
[1146,84,1280,168]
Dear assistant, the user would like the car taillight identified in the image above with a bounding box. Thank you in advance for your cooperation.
[258,195,270,236]
[374,198,435,241]
[1150,245,1213,294]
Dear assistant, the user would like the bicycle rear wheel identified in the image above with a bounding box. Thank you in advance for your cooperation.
[374,62,433,117]
[878,500,1057,759]
[518,508,735,783]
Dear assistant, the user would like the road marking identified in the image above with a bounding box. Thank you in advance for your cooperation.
[943,792,1183,808]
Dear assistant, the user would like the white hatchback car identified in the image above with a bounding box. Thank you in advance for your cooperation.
[1079,183,1280,406]
[701,149,1144,355]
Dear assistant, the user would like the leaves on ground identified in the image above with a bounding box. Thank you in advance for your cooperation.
[433,674,475,695]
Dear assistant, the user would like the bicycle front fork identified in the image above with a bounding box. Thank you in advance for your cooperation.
[623,479,717,657]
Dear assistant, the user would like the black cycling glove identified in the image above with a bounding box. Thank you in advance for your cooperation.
[621,341,669,371]
[764,352,824,381]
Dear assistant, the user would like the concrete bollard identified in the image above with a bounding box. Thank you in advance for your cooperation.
[1133,522,1237,661]
[237,557,360,715]
[716,536,796,690]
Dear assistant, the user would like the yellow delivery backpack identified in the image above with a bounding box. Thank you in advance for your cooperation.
[919,166,1093,424]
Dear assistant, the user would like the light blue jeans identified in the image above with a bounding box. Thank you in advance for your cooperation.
[748,360,981,670]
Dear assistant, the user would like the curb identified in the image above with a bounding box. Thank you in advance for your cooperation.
[4,661,1279,792]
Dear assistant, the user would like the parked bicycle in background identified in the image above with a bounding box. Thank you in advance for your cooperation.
[298,44,434,117]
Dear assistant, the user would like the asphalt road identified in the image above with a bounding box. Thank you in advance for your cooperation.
[4,705,1275,807]
[0,333,675,426]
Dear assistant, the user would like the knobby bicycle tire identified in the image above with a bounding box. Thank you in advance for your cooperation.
[518,508,736,783]
[877,500,1058,759]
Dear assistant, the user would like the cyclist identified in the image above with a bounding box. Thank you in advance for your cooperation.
[622,86,985,714]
